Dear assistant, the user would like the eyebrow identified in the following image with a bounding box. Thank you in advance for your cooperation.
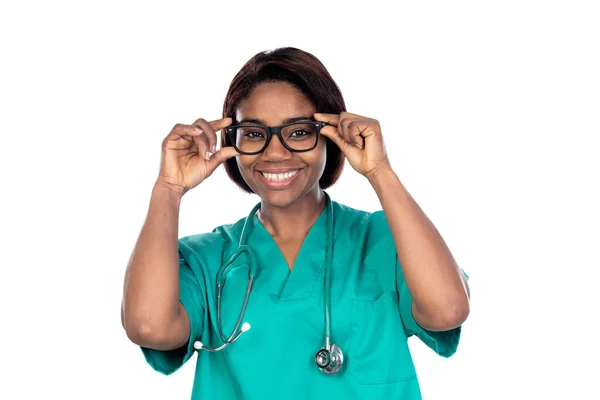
[238,115,314,125]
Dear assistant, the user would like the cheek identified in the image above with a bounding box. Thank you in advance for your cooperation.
[237,155,253,168]
[304,142,328,174]
[236,156,255,179]
[316,140,328,167]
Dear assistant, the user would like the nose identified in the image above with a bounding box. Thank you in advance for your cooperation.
[262,134,292,160]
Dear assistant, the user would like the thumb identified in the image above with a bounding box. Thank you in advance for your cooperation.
[206,145,240,173]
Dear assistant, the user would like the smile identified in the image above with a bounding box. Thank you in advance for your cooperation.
[260,169,300,182]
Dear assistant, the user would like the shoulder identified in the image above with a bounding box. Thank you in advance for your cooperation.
[333,200,390,238]
[178,216,247,258]
[332,200,396,272]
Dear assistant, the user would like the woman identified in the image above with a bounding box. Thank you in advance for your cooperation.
[121,47,470,399]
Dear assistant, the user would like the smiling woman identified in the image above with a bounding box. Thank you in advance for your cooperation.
[229,81,329,208]
[221,48,346,195]
[120,47,470,399]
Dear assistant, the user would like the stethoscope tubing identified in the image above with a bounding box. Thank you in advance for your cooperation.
[197,193,336,362]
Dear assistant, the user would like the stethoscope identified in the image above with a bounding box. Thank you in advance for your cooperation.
[193,192,344,374]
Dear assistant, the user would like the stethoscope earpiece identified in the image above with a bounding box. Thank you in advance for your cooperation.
[315,344,344,374]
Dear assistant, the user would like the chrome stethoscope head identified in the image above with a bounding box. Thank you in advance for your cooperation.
[315,343,344,374]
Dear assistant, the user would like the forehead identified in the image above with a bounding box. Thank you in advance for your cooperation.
[235,81,316,124]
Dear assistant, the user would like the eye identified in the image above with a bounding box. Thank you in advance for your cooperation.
[243,131,265,139]
[290,130,311,137]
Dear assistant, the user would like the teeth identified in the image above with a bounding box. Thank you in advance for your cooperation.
[261,170,299,182]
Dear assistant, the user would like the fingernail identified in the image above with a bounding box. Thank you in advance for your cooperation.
[204,151,211,160]
[211,144,216,153]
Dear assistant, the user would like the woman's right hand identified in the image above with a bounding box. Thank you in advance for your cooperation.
[156,117,239,195]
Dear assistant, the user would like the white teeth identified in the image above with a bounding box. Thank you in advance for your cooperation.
[261,170,299,182]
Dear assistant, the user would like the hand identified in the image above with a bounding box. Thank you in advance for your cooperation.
[314,112,391,178]
[156,117,239,194]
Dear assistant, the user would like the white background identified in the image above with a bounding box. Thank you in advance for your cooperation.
[1,0,598,398]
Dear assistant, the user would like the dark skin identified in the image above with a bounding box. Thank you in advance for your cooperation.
[121,80,469,353]
[236,81,469,331]
[315,111,471,331]
[234,81,327,269]
[121,115,239,351]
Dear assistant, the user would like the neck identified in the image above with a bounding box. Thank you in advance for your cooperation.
[258,188,326,239]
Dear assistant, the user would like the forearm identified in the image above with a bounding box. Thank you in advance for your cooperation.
[121,181,187,345]
[368,167,470,330]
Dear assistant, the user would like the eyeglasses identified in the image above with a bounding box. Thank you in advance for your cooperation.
[225,121,328,155]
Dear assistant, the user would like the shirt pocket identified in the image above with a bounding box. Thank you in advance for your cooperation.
[349,291,417,385]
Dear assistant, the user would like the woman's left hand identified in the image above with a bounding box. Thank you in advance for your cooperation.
[314,112,391,179]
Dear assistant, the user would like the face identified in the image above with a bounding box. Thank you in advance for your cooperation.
[234,81,327,208]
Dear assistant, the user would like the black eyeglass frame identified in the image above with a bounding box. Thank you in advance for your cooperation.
[225,121,328,155]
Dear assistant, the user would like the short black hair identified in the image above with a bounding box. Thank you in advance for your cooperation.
[221,47,346,193]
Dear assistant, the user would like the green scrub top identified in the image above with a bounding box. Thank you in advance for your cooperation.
[141,199,465,399]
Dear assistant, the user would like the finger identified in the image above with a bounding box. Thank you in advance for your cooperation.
[206,145,240,172]
[173,124,213,158]
[340,111,367,119]
[205,117,234,152]
[191,117,233,154]
[319,124,355,157]
[339,117,364,149]
[166,124,202,149]
[314,113,340,126]
[208,117,234,131]
[192,118,217,154]
[169,123,199,140]
[346,118,367,149]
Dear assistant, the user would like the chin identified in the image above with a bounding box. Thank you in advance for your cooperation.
[259,194,292,208]
[254,186,305,208]
[251,172,317,208]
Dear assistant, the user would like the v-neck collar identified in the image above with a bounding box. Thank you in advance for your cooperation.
[247,203,328,301]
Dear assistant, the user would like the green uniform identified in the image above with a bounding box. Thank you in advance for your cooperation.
[141,199,465,399]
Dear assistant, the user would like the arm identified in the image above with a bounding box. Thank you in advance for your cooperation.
[122,117,237,354]
[121,181,191,351]
[314,111,470,332]
[368,168,470,331]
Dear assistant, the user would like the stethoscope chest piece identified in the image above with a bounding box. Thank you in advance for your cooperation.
[315,344,344,374]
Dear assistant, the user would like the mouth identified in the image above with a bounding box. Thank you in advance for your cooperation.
[257,169,302,187]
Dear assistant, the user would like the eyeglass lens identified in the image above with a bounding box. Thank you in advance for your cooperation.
[234,123,318,153]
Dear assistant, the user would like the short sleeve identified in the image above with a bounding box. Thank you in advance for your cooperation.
[367,210,467,358]
[397,259,469,358]
[140,247,205,375]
